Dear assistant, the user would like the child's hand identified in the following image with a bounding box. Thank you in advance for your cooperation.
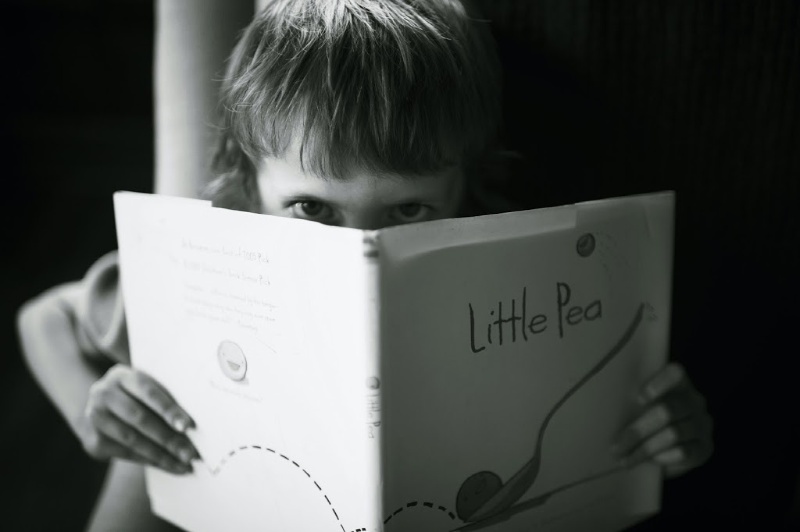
[76,364,201,474]
[611,363,713,478]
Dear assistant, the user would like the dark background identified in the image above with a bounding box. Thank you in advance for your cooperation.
[2,0,798,530]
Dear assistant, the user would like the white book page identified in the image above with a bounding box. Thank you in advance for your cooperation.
[114,192,380,532]
[376,193,673,532]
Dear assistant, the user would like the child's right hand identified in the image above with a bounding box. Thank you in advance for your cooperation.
[75,364,201,474]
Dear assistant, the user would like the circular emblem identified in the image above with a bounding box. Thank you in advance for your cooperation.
[576,233,596,257]
[218,340,247,381]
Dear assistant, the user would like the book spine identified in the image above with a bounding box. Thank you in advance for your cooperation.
[361,231,384,531]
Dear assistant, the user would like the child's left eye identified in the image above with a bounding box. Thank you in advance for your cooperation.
[289,201,335,222]
[391,203,431,222]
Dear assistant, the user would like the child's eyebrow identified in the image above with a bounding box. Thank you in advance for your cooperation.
[281,193,331,204]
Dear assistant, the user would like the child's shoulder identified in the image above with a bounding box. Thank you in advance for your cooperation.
[75,251,129,365]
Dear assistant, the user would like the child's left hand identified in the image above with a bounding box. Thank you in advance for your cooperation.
[611,363,713,478]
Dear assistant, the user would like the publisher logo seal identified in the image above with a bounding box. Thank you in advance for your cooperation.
[218,340,247,381]
[576,233,596,257]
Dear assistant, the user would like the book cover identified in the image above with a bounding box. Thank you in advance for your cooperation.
[114,190,674,532]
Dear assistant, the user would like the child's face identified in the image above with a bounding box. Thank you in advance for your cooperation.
[256,147,465,230]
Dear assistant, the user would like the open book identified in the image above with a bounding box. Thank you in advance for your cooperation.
[114,191,674,532]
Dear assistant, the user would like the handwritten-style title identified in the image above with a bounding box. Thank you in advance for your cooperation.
[468,282,602,353]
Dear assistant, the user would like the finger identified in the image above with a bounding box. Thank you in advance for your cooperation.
[105,386,200,465]
[89,433,177,472]
[90,407,193,474]
[653,446,686,467]
[657,440,714,478]
[612,403,670,458]
[119,369,195,432]
[119,370,196,433]
[612,394,698,457]
[637,363,689,406]
[624,417,707,466]
[81,427,140,463]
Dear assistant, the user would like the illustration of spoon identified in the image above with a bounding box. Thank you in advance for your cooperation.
[451,464,628,532]
[455,303,645,523]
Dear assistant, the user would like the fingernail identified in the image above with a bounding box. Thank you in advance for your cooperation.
[179,448,193,464]
[172,416,188,432]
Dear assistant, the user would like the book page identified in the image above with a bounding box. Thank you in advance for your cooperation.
[114,192,381,532]
[377,193,673,532]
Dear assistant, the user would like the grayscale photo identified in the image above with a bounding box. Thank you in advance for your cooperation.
[2,1,798,531]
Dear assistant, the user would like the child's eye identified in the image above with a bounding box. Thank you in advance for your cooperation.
[288,201,335,222]
[391,203,431,223]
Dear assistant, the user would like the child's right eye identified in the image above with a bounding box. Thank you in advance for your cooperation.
[289,201,335,222]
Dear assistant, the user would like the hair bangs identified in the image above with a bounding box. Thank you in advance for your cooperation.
[218,0,501,181]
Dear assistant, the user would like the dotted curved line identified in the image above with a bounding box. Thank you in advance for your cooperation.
[207,444,356,532]
[383,501,456,525]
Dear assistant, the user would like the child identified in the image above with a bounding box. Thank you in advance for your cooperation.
[17,1,712,530]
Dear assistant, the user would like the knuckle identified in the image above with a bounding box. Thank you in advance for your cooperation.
[94,382,117,404]
[123,402,144,424]
[669,363,686,381]
[81,434,102,459]
[107,364,128,381]
[144,386,170,413]
[118,427,137,446]
[87,407,104,426]
[82,443,100,459]
[87,379,103,395]
[655,403,672,426]
[662,427,678,447]
[142,384,158,403]
[80,436,95,455]
[88,379,111,401]
[670,446,686,463]
[662,364,684,390]
[131,369,152,391]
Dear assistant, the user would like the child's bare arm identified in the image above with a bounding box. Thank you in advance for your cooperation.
[17,283,200,474]
[18,284,107,436]
[154,0,253,198]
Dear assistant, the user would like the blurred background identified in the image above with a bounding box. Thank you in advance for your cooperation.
[2,1,153,530]
[1,0,798,530]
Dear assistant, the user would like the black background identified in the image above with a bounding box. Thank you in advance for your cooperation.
[1,1,798,530]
